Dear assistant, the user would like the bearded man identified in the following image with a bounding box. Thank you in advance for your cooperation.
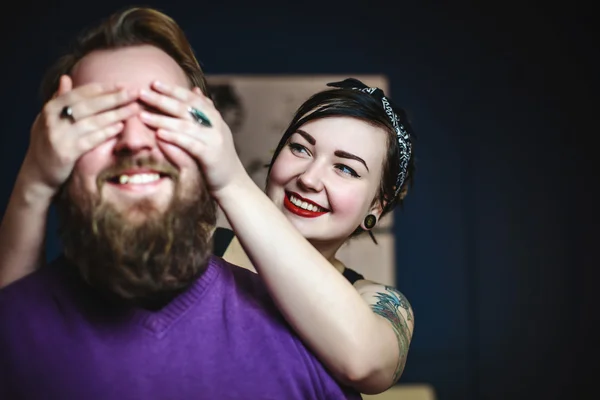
[0,7,360,400]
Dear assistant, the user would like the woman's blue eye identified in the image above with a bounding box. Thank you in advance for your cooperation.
[336,164,359,178]
[288,142,308,155]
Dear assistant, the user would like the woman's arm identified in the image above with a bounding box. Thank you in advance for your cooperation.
[0,76,139,288]
[354,280,415,385]
[221,232,415,392]
[0,169,53,288]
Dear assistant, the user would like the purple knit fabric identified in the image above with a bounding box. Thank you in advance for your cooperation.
[0,255,361,400]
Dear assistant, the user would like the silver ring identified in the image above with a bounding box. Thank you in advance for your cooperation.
[60,106,75,123]
[188,107,212,127]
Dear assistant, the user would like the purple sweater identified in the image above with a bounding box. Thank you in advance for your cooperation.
[0,255,360,400]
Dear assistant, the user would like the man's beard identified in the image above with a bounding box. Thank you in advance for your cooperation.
[55,156,217,310]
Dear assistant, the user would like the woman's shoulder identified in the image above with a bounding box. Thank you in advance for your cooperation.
[353,277,414,327]
[352,277,412,306]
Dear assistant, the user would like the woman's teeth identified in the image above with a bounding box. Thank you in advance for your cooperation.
[289,194,325,212]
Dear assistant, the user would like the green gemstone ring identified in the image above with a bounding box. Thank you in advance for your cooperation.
[188,107,212,128]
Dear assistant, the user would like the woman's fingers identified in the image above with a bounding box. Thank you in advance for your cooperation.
[66,88,138,122]
[75,102,140,135]
[76,122,124,154]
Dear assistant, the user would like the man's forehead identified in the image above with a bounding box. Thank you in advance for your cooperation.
[71,45,189,89]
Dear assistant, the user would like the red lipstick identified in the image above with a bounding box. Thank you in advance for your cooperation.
[283,191,328,218]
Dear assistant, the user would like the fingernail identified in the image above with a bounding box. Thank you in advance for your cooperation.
[140,89,151,98]
[154,80,165,89]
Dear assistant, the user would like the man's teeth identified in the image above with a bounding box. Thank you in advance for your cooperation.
[289,195,325,212]
[118,173,161,185]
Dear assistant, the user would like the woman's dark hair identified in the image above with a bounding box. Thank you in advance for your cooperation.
[266,86,416,242]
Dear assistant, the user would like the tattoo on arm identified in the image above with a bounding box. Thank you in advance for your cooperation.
[371,286,413,384]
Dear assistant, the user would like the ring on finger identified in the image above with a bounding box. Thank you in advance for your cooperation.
[60,106,76,123]
[188,107,212,128]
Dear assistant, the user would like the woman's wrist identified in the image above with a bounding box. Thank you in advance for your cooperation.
[12,164,56,210]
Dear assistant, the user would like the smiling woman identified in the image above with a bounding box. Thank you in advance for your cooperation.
[200,78,417,393]
[266,117,388,254]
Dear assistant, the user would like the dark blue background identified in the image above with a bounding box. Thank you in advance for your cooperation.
[1,1,595,399]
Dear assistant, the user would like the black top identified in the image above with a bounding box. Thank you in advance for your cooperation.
[212,227,236,257]
[212,227,365,285]
[341,267,366,285]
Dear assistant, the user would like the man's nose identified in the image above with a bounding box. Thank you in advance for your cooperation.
[113,114,157,156]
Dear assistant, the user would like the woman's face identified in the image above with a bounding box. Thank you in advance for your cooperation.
[266,116,387,250]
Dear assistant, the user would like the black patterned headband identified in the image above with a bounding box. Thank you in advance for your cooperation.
[327,78,413,198]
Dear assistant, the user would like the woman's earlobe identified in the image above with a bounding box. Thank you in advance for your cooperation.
[361,214,377,231]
